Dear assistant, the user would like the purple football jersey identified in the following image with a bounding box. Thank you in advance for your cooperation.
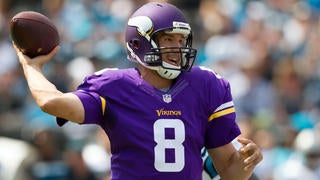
[62,66,241,179]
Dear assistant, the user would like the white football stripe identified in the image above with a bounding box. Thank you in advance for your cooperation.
[214,101,234,112]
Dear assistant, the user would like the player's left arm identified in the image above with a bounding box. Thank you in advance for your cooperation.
[207,137,263,180]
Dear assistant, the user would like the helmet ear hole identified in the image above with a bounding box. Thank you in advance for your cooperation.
[129,39,140,49]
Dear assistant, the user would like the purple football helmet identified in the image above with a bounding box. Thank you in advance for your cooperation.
[125,2,197,79]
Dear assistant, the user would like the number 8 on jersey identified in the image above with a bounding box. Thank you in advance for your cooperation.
[154,119,185,172]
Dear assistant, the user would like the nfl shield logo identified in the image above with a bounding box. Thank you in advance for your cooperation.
[162,94,172,103]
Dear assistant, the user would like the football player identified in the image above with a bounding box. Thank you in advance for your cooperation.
[14,2,262,179]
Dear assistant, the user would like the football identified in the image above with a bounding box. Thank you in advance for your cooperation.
[10,11,60,58]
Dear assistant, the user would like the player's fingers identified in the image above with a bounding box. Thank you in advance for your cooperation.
[48,45,60,58]
[237,137,251,145]
[238,138,259,156]
[12,42,24,57]
[243,161,256,171]
[12,42,31,64]
[242,147,262,164]
[39,45,60,64]
[239,141,255,154]
[238,138,263,170]
[12,41,19,51]
[243,153,263,171]
[25,45,60,66]
[240,145,263,171]
[12,41,44,67]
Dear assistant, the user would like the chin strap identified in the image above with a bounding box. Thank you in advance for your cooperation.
[157,62,181,79]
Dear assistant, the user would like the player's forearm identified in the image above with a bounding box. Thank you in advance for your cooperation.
[21,63,85,123]
[22,63,63,111]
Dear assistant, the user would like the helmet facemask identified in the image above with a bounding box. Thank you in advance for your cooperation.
[144,30,197,79]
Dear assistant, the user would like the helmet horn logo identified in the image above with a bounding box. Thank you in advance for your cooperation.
[128,16,154,37]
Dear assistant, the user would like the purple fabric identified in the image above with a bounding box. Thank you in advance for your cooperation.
[63,66,240,179]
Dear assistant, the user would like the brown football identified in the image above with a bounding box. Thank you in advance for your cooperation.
[10,11,60,58]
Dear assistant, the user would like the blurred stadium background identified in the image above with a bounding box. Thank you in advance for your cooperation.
[1,0,320,179]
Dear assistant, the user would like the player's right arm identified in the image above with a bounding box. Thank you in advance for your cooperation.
[14,44,84,124]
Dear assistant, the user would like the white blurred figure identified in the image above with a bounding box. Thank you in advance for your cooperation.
[66,56,95,89]
[0,137,32,180]
[82,143,111,179]
[294,127,320,179]
[273,155,317,180]
[273,127,320,180]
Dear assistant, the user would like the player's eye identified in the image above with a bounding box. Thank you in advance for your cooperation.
[162,36,172,42]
